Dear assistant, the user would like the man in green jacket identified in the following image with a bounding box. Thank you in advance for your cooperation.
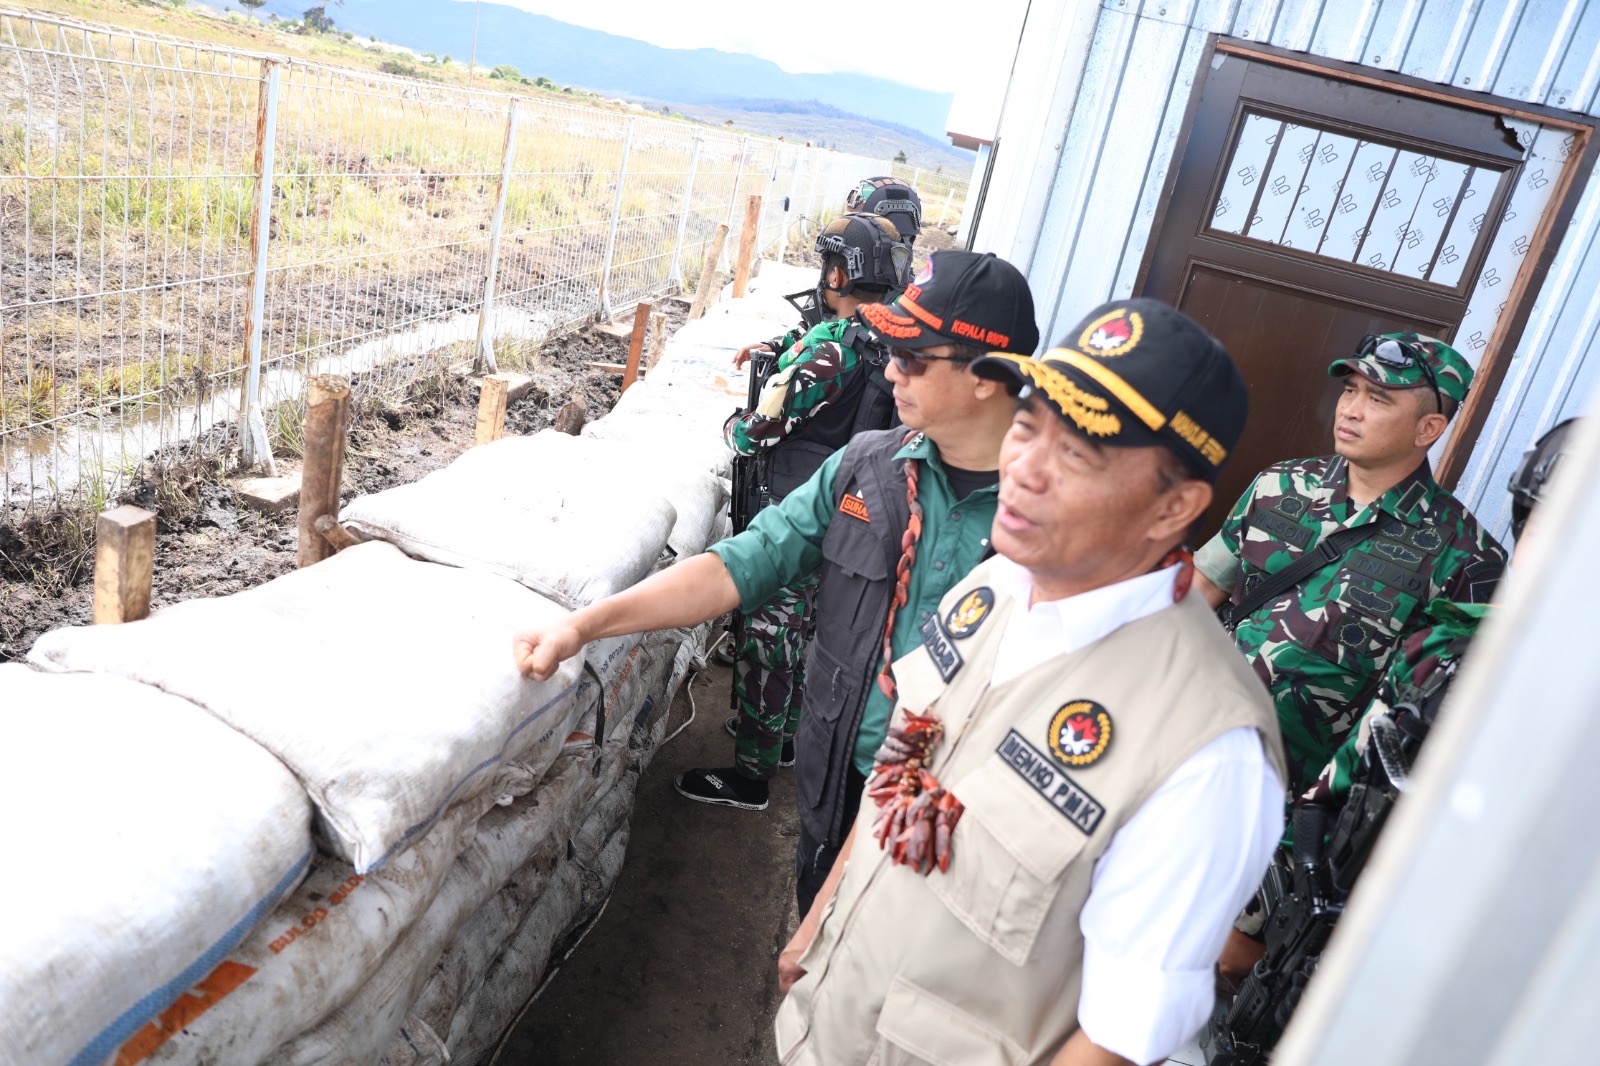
[513,250,1039,911]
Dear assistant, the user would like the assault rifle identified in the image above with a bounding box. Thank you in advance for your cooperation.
[1203,697,1437,1064]
[724,346,777,690]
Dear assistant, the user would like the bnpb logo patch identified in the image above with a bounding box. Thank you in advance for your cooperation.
[1048,701,1113,768]
[944,586,995,639]
[1079,308,1143,357]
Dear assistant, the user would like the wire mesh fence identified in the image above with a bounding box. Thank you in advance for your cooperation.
[890,161,971,230]
[0,8,888,511]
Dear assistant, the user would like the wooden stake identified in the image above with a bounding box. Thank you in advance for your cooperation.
[647,310,666,370]
[733,194,762,298]
[688,223,729,322]
[475,373,512,446]
[623,301,651,392]
[92,505,156,625]
[297,375,351,569]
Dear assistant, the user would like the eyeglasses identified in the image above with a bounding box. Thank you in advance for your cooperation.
[889,348,971,376]
[1357,334,1444,413]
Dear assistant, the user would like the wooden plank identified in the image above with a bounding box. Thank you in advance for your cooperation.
[92,505,157,625]
[475,373,512,446]
[623,301,651,392]
[590,362,627,374]
[647,310,667,370]
[688,223,729,321]
[733,194,762,298]
[297,375,351,569]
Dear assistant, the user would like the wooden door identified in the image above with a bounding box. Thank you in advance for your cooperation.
[1138,46,1527,534]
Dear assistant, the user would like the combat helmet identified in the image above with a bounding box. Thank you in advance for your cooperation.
[846,176,922,243]
[1509,418,1582,541]
[814,211,914,308]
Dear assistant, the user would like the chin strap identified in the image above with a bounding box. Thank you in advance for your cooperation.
[1159,545,1195,603]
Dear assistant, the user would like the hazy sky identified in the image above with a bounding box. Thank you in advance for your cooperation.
[447,0,1030,95]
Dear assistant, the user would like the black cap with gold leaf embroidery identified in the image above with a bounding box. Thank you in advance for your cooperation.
[971,298,1248,483]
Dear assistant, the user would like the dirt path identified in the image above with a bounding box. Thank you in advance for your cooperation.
[498,662,799,1065]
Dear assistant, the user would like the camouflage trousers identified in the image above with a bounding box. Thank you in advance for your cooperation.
[732,575,819,780]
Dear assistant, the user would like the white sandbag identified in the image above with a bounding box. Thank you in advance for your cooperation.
[340,430,684,607]
[265,630,684,1065]
[29,542,589,873]
[0,665,311,1066]
[581,411,734,480]
[344,431,726,569]
[451,824,633,1066]
[127,795,486,1066]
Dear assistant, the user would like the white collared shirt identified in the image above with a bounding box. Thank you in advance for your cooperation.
[985,555,1285,1065]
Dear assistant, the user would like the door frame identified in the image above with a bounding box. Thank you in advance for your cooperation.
[1133,37,1600,488]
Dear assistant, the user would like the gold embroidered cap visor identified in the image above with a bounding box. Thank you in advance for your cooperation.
[971,298,1249,483]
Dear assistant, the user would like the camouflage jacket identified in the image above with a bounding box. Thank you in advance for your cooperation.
[1297,599,1489,809]
[725,318,872,456]
[1194,454,1506,791]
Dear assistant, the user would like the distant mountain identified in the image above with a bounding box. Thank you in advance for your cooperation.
[666,98,974,172]
[229,0,956,142]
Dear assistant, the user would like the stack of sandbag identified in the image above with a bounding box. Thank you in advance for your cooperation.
[583,260,815,478]
[31,543,594,875]
[338,429,728,596]
[4,266,792,1065]
[275,625,705,1066]
[0,665,312,1066]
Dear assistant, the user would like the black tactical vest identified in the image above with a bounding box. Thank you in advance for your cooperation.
[793,427,912,850]
[766,327,897,501]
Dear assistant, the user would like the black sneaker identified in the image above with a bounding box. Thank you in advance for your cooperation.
[673,766,769,810]
[723,716,796,767]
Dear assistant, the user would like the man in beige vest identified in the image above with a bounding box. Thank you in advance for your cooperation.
[774,299,1288,1066]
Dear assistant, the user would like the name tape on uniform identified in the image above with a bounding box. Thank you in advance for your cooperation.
[839,493,870,522]
[919,614,964,682]
[997,729,1105,835]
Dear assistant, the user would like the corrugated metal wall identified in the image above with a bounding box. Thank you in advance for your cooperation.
[975,0,1600,539]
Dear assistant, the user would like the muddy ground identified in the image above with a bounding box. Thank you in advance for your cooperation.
[0,305,686,660]
[500,662,798,1064]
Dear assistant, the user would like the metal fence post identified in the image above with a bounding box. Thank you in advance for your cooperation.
[938,186,956,228]
[721,136,749,272]
[597,119,636,320]
[240,58,281,475]
[668,133,702,290]
[475,100,519,373]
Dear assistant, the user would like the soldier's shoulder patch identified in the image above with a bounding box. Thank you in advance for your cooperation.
[944,586,995,639]
[1048,700,1113,769]
[1458,557,1505,604]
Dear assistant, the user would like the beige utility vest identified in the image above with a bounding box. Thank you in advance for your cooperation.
[776,558,1285,1066]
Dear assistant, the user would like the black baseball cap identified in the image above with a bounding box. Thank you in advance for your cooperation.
[972,299,1248,482]
[857,250,1039,355]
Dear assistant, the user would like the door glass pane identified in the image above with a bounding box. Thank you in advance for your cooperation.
[1211,113,1279,235]
[1210,109,1506,288]
[1430,165,1501,288]
[1246,122,1321,247]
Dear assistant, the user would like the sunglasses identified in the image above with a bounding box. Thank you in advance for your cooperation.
[1357,334,1444,412]
[889,348,972,376]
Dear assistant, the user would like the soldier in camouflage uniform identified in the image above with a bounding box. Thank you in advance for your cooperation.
[676,212,909,811]
[734,176,920,370]
[1194,333,1508,793]
[1199,333,1507,986]
[1299,415,1580,810]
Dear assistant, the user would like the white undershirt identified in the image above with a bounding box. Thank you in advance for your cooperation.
[986,556,1285,1065]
